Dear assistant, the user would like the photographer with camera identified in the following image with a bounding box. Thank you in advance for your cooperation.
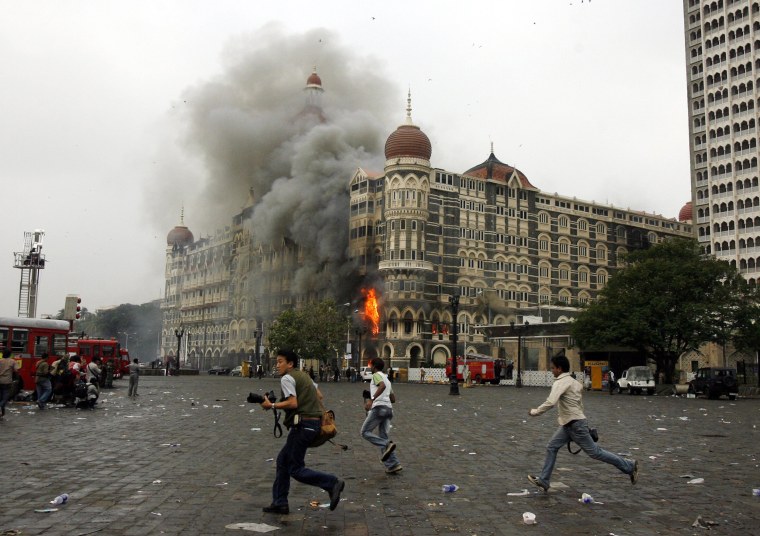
[258,348,344,515]
[527,353,639,492]
[361,358,401,474]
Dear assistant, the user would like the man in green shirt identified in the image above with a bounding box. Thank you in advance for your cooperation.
[259,348,344,514]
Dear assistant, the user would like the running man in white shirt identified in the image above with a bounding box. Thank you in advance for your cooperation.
[360,358,401,474]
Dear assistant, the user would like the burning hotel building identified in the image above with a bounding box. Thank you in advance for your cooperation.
[161,70,693,372]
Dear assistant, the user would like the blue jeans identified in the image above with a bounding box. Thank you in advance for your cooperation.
[272,419,338,507]
[36,378,53,407]
[361,406,399,469]
[538,419,634,485]
[0,384,12,415]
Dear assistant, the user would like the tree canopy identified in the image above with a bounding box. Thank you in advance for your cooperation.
[267,299,349,364]
[570,238,752,383]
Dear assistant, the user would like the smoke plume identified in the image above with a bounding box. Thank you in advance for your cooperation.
[153,24,398,301]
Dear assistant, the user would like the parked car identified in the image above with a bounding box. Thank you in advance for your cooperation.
[360,366,373,382]
[617,366,655,395]
[230,366,243,377]
[689,367,738,400]
[208,366,231,375]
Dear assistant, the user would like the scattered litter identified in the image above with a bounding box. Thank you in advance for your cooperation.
[251,428,261,431]
[507,489,531,497]
[152,480,162,485]
[35,508,59,513]
[679,417,689,421]
[680,474,695,479]
[151,512,162,516]
[216,399,229,401]
[160,443,181,447]
[442,484,459,493]
[752,488,760,497]
[648,456,657,460]
[692,515,718,529]
[50,493,69,505]
[435,404,442,407]
[265,458,274,462]
[617,452,632,457]
[687,478,705,485]
[225,522,280,532]
[468,452,476,455]
[522,512,536,525]
[216,482,228,486]
[212,405,223,408]
[579,493,603,505]
[656,428,668,431]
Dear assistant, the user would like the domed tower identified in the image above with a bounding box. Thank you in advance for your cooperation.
[301,67,325,120]
[380,90,433,274]
[378,92,434,370]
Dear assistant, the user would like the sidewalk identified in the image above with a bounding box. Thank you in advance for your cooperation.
[1,376,757,535]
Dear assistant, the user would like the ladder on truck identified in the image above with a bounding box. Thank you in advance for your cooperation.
[13,230,46,318]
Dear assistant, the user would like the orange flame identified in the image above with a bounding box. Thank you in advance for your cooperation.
[363,288,380,335]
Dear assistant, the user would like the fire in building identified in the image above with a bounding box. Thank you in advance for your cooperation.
[161,70,693,372]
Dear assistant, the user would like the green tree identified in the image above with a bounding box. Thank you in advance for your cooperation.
[268,299,348,364]
[730,289,760,381]
[571,239,749,383]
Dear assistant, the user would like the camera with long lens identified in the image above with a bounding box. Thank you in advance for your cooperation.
[247,390,277,404]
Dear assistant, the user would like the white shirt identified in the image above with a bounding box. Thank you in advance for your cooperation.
[370,371,392,408]
[531,372,586,425]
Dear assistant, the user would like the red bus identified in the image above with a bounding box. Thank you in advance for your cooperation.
[0,316,70,390]
[445,354,508,385]
[76,339,130,378]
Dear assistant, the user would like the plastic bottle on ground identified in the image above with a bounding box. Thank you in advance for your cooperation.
[441,484,459,493]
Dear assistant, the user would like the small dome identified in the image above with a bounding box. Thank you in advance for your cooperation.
[167,225,194,247]
[385,124,432,160]
[464,152,536,189]
[678,201,693,222]
[306,68,322,89]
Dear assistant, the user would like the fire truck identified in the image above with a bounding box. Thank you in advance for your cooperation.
[445,353,507,385]
[0,316,131,391]
[75,338,131,379]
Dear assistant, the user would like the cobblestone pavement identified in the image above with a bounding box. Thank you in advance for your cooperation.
[1,376,759,536]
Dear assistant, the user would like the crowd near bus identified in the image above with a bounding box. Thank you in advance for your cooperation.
[0,316,132,408]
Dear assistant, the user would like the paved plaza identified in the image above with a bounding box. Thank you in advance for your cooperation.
[1,375,759,535]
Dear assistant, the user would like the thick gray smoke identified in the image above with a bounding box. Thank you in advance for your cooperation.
[160,24,398,299]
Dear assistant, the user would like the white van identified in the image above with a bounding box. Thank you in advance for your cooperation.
[360,366,373,382]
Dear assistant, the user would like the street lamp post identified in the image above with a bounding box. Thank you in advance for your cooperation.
[449,294,460,396]
[510,320,529,388]
[354,326,367,378]
[174,327,184,376]
[255,329,262,375]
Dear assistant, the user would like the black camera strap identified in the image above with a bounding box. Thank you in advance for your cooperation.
[272,408,283,438]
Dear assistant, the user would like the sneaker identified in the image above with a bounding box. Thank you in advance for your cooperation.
[385,464,403,474]
[629,460,639,485]
[262,504,289,514]
[329,479,345,511]
[381,441,396,462]
[527,475,549,492]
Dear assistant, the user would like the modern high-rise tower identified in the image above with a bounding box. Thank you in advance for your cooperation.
[683,0,760,285]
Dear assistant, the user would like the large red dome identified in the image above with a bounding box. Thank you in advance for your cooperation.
[167,225,194,247]
[384,124,432,160]
[678,201,693,222]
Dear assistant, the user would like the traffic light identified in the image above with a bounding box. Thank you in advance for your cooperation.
[64,295,82,320]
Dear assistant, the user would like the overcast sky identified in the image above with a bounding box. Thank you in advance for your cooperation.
[0,0,689,318]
